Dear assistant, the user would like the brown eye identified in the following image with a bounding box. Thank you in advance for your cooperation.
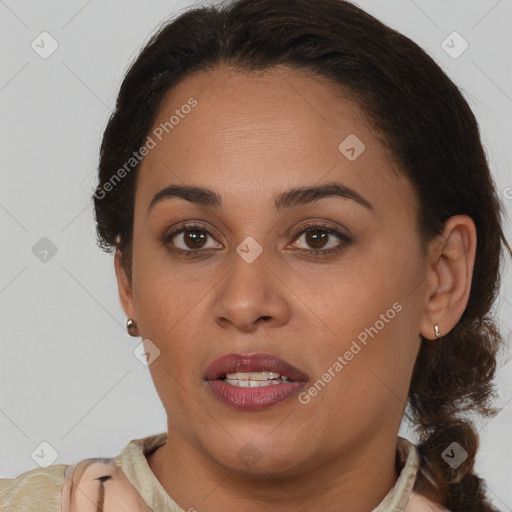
[181,229,208,249]
[304,230,329,249]
[291,223,352,256]
[162,221,223,255]
[167,227,221,251]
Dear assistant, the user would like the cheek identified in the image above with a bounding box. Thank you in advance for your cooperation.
[131,248,209,369]
[300,252,414,348]
[132,263,209,417]
[304,304,419,445]
[304,242,424,400]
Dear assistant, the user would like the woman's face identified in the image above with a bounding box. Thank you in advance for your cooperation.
[122,65,430,474]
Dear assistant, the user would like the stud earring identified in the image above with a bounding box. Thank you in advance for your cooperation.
[126,318,138,336]
[434,324,441,338]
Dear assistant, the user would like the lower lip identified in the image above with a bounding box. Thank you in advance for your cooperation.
[206,379,306,411]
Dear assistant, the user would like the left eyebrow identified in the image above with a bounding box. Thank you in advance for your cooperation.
[274,182,375,212]
[147,181,375,214]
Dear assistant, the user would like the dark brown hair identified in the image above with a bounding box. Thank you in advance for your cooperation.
[93,1,511,510]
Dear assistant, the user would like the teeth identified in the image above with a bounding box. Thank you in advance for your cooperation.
[225,371,282,381]
[224,378,283,387]
[225,372,248,381]
[223,371,291,387]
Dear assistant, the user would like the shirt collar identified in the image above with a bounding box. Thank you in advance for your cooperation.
[115,434,427,512]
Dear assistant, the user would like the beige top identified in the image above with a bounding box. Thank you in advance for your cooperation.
[0,433,449,511]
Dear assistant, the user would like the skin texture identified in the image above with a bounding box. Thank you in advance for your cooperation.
[114,65,477,512]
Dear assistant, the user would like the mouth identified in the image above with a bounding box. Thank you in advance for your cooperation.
[204,352,308,410]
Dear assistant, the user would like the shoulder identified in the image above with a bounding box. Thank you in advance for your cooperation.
[394,437,451,512]
[0,464,68,512]
[61,456,152,510]
[407,490,451,511]
[1,456,152,512]
[0,433,165,512]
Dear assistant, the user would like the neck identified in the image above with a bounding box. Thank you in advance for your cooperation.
[147,428,401,512]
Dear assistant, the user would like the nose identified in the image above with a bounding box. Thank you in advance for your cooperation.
[212,247,291,332]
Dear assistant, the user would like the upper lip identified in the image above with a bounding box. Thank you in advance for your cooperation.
[204,352,309,382]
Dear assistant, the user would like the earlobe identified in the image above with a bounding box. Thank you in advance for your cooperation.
[419,215,477,340]
[114,247,138,329]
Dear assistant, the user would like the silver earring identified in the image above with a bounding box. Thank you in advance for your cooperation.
[126,318,137,336]
[434,324,441,338]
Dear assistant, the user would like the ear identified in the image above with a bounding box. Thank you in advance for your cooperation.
[114,247,139,336]
[419,215,477,340]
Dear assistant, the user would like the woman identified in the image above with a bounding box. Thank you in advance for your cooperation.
[1,0,509,510]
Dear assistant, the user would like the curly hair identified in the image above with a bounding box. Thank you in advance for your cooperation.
[92,1,511,509]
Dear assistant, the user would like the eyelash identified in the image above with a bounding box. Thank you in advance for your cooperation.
[161,220,352,258]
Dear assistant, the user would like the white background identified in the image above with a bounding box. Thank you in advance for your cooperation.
[1,0,511,509]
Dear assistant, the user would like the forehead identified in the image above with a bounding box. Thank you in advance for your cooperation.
[151,65,370,151]
[135,65,417,219]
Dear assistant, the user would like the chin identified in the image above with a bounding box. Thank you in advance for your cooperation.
[203,434,307,477]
